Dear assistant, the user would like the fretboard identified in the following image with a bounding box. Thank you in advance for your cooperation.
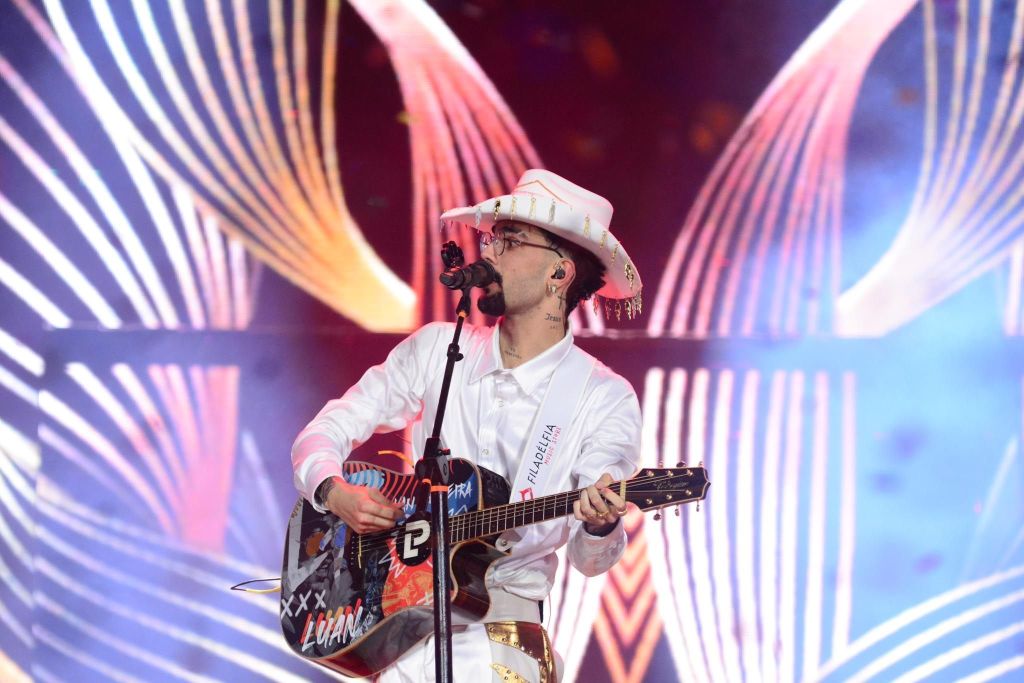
[448,486,605,543]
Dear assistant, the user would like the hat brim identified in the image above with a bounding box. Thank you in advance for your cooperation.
[440,193,642,307]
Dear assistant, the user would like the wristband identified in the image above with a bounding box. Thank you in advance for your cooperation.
[583,518,619,537]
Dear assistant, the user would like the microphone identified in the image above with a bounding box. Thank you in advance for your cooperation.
[439,259,497,290]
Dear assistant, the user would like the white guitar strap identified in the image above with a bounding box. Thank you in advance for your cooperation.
[508,348,595,502]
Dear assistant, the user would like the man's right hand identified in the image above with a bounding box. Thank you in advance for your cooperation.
[323,477,402,534]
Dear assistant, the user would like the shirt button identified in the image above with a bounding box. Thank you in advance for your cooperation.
[498,400,505,407]
[482,449,490,455]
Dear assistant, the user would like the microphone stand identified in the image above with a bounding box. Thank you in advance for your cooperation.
[416,242,473,683]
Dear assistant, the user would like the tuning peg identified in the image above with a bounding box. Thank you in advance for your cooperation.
[653,512,662,521]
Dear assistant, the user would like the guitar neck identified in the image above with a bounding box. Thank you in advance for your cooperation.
[441,466,708,543]
[449,487,590,543]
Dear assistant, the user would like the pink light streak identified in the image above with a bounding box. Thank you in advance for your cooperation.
[651,0,917,337]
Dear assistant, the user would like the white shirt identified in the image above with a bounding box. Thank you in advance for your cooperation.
[291,321,642,601]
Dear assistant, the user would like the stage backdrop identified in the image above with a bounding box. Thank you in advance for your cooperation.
[2,1,1024,681]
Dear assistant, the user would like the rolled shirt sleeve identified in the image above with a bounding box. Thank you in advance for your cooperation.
[291,323,448,510]
[565,377,642,576]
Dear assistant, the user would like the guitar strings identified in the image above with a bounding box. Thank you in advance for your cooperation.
[344,473,703,556]
[351,472,703,555]
[352,493,580,555]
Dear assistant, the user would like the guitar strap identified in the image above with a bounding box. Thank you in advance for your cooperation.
[508,348,596,503]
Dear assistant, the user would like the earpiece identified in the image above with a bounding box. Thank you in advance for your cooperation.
[553,266,566,280]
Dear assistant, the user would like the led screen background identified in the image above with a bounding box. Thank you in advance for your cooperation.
[1,0,1023,681]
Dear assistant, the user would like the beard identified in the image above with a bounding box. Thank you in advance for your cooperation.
[477,291,506,317]
[477,269,505,317]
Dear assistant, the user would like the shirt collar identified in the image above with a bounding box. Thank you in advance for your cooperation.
[469,323,575,396]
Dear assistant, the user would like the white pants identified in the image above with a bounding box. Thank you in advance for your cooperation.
[377,623,555,683]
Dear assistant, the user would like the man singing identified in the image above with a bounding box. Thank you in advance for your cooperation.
[292,169,644,682]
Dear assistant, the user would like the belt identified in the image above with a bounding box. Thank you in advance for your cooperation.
[486,621,557,683]
[452,587,542,625]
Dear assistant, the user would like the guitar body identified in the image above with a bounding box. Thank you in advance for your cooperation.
[279,458,710,677]
[279,458,512,678]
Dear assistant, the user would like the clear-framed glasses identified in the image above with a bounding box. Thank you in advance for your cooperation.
[479,230,563,257]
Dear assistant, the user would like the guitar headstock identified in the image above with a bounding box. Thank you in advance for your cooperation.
[623,466,710,514]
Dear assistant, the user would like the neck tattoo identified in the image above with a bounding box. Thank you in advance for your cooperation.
[545,313,562,323]
[502,343,522,360]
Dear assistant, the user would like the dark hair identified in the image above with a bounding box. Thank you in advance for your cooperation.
[539,229,607,316]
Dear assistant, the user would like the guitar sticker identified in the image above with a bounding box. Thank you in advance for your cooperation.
[401,520,430,560]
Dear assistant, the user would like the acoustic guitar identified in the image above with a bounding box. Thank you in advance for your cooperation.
[279,458,709,677]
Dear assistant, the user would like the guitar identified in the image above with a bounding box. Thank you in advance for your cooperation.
[279,458,709,677]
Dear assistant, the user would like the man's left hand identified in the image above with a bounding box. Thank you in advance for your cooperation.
[573,472,629,535]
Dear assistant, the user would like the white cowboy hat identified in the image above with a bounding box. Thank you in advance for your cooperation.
[439,169,642,319]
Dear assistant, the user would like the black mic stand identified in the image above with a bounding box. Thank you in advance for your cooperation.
[416,241,472,683]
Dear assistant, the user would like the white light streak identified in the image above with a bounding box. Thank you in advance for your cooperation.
[687,368,728,682]
[894,620,1024,683]
[957,654,1024,683]
[801,372,829,679]
[847,588,1024,682]
[961,438,1019,581]
[202,214,232,327]
[34,486,274,611]
[778,372,805,683]
[0,418,40,472]
[735,370,762,683]
[647,368,706,682]
[38,389,173,534]
[831,371,857,654]
[0,598,33,651]
[0,327,43,377]
[0,256,72,329]
[66,363,182,520]
[38,425,141,517]
[240,431,285,543]
[817,564,1024,678]
[0,51,178,327]
[36,474,272,582]
[0,115,154,325]
[759,371,787,681]
[710,371,743,682]
[0,472,33,568]
[34,591,219,683]
[111,364,186,501]
[32,622,144,683]
[40,530,282,648]
[0,363,36,408]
